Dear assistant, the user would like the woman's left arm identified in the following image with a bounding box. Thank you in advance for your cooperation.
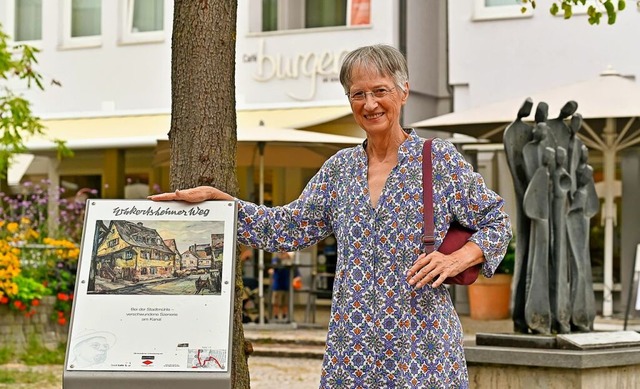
[407,139,512,289]
[437,139,513,276]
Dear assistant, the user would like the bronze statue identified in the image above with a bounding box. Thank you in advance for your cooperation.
[504,99,597,334]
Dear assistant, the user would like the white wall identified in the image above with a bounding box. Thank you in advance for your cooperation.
[0,1,174,117]
[1,1,406,117]
[235,1,399,109]
[447,2,640,112]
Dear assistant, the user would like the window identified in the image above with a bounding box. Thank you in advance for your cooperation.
[120,0,165,44]
[131,0,163,32]
[61,0,102,48]
[252,0,369,33]
[473,0,532,21]
[13,0,42,42]
[71,0,101,37]
[262,0,277,32]
[305,0,347,28]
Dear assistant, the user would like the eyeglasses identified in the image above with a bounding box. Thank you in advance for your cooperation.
[346,87,396,102]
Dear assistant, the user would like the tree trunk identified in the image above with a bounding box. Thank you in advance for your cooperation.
[171,1,250,388]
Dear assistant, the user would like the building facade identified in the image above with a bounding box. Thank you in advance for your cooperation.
[2,0,638,316]
[1,1,448,204]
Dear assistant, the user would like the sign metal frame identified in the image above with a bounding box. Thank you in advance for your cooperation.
[63,199,237,389]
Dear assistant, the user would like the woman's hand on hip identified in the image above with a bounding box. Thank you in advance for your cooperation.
[406,251,458,289]
[406,242,484,289]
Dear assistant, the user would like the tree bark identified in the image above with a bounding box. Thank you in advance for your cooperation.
[171,1,250,388]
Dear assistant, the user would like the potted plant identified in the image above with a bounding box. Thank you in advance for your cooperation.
[467,238,515,320]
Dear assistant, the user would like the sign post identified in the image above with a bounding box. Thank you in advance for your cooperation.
[63,199,237,389]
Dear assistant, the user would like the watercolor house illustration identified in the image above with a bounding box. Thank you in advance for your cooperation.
[210,234,224,274]
[176,233,225,278]
[95,221,177,282]
[180,249,200,274]
[184,243,213,272]
[164,238,183,270]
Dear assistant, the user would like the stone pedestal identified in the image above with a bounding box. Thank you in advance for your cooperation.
[466,332,640,388]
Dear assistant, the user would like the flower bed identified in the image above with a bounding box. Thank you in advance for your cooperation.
[0,181,91,347]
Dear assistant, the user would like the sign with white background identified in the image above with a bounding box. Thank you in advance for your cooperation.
[65,200,237,373]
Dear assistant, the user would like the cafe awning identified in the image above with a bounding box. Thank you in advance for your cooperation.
[24,105,354,151]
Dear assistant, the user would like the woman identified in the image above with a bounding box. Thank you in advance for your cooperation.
[150,44,511,388]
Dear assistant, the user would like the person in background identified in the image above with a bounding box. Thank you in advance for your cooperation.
[149,44,511,388]
[268,251,301,322]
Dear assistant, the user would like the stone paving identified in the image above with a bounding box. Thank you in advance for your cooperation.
[3,307,639,388]
[248,356,321,389]
[242,314,514,387]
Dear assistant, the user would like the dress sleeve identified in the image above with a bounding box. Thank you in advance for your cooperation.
[235,156,337,253]
[432,138,513,276]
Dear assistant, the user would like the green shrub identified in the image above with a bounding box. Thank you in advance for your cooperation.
[0,346,15,364]
[19,336,66,366]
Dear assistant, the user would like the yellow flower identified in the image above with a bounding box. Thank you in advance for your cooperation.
[28,229,39,239]
[6,223,18,234]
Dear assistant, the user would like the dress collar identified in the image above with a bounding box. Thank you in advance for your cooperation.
[357,128,421,165]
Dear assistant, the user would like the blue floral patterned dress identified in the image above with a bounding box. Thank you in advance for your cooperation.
[237,130,512,388]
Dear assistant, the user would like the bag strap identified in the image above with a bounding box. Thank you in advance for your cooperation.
[422,138,435,254]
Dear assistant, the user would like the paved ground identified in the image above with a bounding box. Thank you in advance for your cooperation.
[0,357,322,389]
[3,307,639,388]
[248,356,321,389]
[0,313,512,389]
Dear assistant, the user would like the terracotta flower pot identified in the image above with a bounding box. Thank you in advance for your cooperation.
[468,274,513,320]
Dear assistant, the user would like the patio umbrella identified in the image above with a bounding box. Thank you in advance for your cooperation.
[238,122,363,325]
[410,69,640,317]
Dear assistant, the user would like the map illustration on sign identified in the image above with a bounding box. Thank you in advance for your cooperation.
[188,348,227,370]
[87,219,225,295]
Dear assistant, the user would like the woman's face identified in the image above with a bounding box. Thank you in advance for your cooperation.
[347,65,408,137]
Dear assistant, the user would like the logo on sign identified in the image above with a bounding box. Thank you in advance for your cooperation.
[141,355,155,366]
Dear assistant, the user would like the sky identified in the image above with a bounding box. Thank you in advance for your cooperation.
[103,220,225,254]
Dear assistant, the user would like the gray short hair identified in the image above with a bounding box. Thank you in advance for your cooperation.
[339,44,409,94]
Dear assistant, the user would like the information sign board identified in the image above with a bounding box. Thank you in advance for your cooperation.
[63,199,237,388]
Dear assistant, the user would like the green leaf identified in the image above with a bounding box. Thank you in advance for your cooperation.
[618,0,626,11]
[588,12,602,24]
[0,23,72,179]
[604,0,615,13]
[53,139,74,159]
[550,3,559,15]
[563,4,573,19]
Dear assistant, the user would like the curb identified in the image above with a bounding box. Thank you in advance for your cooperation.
[250,343,325,359]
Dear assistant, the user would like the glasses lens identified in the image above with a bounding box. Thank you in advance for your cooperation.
[350,92,365,101]
[373,88,388,98]
[348,87,394,101]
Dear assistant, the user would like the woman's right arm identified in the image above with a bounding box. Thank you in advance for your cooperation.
[148,186,233,202]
